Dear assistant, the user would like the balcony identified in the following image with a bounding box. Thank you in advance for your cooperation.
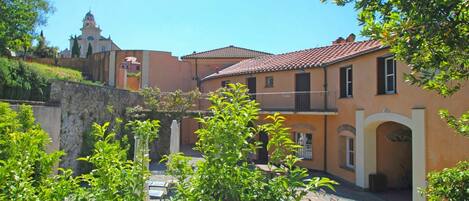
[198,91,337,115]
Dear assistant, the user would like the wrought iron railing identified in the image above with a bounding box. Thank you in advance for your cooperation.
[196,91,337,112]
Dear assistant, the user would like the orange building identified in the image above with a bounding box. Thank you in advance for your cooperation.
[199,39,469,201]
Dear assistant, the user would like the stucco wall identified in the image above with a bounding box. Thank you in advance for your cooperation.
[199,48,469,186]
[10,103,61,154]
[49,80,143,172]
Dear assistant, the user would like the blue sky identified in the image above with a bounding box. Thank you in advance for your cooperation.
[40,0,365,57]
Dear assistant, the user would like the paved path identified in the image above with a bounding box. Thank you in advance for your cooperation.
[148,146,392,201]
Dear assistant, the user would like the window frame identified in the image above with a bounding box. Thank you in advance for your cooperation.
[294,132,313,160]
[265,76,274,88]
[345,66,353,97]
[345,136,355,169]
[384,57,396,94]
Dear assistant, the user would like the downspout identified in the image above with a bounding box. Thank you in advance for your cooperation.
[195,58,200,88]
[323,65,328,173]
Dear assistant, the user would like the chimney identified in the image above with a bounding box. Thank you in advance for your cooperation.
[346,33,356,43]
[332,37,346,45]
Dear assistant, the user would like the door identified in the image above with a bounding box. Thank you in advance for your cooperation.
[247,77,256,100]
[295,73,310,111]
[257,132,269,164]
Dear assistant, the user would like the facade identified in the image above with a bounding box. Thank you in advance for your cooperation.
[61,11,120,58]
[198,39,469,201]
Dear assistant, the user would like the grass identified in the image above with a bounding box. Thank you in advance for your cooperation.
[22,60,85,82]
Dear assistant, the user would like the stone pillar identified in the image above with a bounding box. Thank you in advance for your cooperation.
[141,51,150,88]
[108,51,116,86]
[355,109,366,188]
[412,108,426,201]
[170,120,180,153]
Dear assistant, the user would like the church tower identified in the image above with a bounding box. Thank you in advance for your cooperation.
[64,11,120,58]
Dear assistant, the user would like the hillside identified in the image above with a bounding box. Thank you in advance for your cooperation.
[0,57,95,101]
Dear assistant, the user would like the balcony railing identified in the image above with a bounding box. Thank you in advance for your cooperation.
[197,91,337,113]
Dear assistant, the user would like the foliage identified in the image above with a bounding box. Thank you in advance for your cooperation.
[0,102,80,200]
[439,109,469,137]
[322,0,469,136]
[423,161,469,201]
[86,42,92,58]
[0,0,54,55]
[0,57,92,101]
[163,83,337,201]
[78,120,159,200]
[71,35,80,58]
[33,30,58,58]
[138,87,201,114]
[0,101,160,200]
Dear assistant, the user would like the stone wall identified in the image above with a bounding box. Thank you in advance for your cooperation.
[49,80,143,172]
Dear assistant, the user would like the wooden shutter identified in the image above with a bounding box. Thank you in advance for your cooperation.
[377,57,385,94]
[340,68,347,97]
[340,67,346,97]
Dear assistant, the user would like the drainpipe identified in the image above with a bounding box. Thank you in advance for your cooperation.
[323,66,328,173]
[195,58,200,88]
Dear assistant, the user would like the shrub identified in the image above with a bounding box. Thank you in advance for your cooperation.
[0,102,80,200]
[0,101,160,200]
[423,161,469,201]
[78,119,160,200]
[164,83,337,201]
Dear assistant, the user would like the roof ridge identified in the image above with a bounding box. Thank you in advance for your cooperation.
[181,45,272,58]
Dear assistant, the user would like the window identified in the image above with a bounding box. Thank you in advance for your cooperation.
[294,132,312,160]
[384,57,396,94]
[340,66,353,97]
[221,80,230,87]
[377,56,397,94]
[345,136,355,168]
[265,76,274,88]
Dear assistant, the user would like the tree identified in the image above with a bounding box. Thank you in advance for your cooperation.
[71,36,80,58]
[0,0,54,56]
[321,0,468,136]
[86,42,93,58]
[163,84,336,201]
[33,30,57,58]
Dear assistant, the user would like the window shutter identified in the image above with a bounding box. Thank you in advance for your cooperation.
[349,67,353,96]
[377,57,385,94]
[340,67,346,97]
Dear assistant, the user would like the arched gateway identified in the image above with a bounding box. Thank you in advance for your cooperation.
[355,109,426,201]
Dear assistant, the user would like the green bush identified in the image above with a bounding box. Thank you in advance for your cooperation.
[163,83,337,201]
[423,161,469,201]
[0,57,89,101]
[0,102,80,200]
[0,101,160,200]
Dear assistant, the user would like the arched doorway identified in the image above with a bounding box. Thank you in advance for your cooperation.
[376,122,412,200]
[355,109,426,201]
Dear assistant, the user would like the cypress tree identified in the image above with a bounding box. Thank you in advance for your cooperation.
[71,36,80,58]
[86,42,92,58]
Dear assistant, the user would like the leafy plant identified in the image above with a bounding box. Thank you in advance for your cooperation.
[164,83,337,201]
[79,119,160,200]
[423,161,469,201]
[0,102,80,200]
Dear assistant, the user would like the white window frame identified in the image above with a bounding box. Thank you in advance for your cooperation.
[345,67,352,97]
[345,136,355,169]
[384,57,396,94]
[295,132,313,160]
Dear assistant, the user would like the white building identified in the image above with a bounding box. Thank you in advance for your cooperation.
[61,11,120,58]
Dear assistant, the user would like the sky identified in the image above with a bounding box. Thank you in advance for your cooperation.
[40,0,366,57]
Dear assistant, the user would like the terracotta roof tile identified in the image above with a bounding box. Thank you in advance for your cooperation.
[181,45,272,59]
[203,40,386,80]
